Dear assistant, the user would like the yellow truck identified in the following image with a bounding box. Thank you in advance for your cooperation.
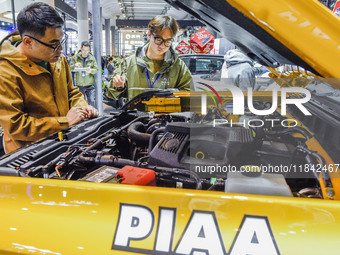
[1,0,340,254]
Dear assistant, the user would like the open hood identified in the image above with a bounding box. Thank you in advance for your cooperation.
[167,0,340,88]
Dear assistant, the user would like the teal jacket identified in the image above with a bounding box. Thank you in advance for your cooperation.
[106,43,192,100]
[69,50,98,86]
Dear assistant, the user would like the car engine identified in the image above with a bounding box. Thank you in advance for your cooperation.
[0,91,332,200]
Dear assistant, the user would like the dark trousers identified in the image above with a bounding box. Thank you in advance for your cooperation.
[77,85,96,107]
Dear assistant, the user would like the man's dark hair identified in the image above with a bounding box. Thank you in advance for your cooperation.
[81,41,91,48]
[17,2,64,37]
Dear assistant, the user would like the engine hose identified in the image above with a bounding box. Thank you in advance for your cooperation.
[147,118,160,127]
[289,145,318,180]
[296,145,332,188]
[127,121,151,143]
[78,155,132,166]
[146,122,162,134]
[265,126,312,140]
[148,127,166,153]
[119,115,150,131]
[180,169,202,190]
[189,171,202,190]
[78,116,150,159]
[305,154,320,181]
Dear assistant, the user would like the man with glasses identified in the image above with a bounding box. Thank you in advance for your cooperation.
[0,2,98,154]
[106,15,192,103]
[70,41,98,107]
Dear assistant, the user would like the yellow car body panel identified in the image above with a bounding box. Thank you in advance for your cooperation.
[227,0,340,82]
[1,176,340,254]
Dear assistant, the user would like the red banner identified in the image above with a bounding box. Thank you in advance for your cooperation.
[175,40,190,54]
[190,28,215,54]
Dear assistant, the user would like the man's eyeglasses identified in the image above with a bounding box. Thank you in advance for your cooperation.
[25,34,68,53]
[152,33,173,47]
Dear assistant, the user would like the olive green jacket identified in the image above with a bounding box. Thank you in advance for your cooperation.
[106,43,192,100]
[69,50,98,86]
[0,32,88,153]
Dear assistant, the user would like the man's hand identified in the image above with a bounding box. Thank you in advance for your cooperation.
[83,105,98,118]
[66,107,88,126]
[85,68,91,73]
[111,74,125,89]
[75,62,82,67]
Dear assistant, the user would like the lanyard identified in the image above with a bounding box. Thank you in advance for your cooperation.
[82,56,88,66]
[145,68,161,88]
[82,56,88,77]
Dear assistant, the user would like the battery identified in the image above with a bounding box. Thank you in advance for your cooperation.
[79,165,156,186]
[117,166,156,186]
[79,166,120,183]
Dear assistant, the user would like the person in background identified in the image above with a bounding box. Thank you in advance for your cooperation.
[106,57,115,77]
[70,41,98,107]
[222,49,256,90]
[105,15,192,101]
[67,52,74,64]
[67,54,72,64]
[101,56,107,71]
[0,2,98,153]
[69,51,75,85]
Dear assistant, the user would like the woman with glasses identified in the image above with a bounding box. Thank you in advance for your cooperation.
[0,2,98,154]
[105,15,192,105]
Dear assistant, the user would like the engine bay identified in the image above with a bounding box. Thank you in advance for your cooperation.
[0,92,335,200]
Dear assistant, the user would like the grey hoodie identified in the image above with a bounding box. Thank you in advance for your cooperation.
[224,49,253,66]
[224,49,255,90]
